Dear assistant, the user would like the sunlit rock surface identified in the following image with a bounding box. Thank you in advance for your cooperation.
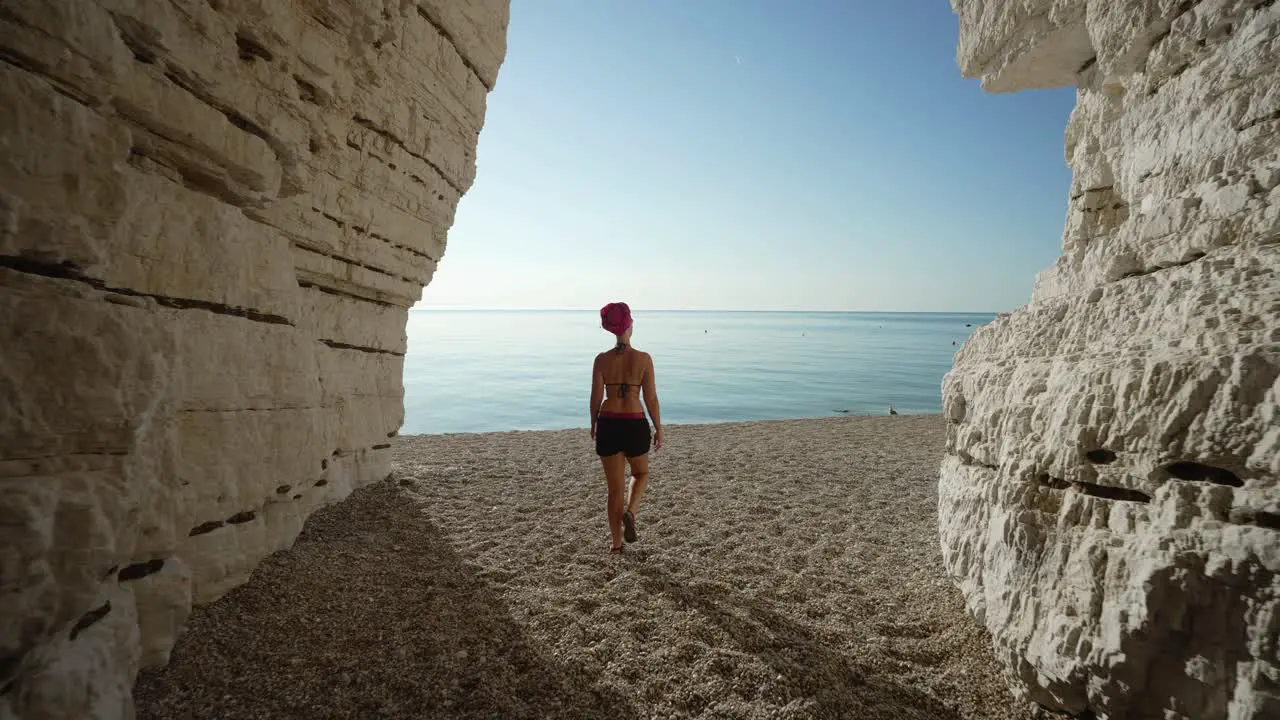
[942,1,1279,718]
[0,1,509,717]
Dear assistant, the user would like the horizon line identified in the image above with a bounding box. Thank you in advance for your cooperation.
[411,305,1006,315]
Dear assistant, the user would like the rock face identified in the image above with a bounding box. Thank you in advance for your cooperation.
[0,1,508,717]
[941,1,1279,718]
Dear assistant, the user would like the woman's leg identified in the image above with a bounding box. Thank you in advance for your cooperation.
[625,453,650,517]
[601,452,627,549]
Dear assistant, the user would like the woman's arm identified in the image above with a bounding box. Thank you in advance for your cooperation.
[642,353,662,449]
[589,354,604,437]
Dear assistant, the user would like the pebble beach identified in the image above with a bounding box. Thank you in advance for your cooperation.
[134,415,1041,719]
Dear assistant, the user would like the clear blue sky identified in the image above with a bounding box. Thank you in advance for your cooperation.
[421,0,1077,313]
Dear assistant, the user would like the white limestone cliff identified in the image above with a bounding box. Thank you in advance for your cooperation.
[941,1,1279,718]
[0,1,509,717]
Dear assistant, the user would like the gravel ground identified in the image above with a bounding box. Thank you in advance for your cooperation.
[134,415,1044,720]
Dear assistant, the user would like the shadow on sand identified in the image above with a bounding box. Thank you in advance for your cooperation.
[134,480,639,720]
[632,561,966,720]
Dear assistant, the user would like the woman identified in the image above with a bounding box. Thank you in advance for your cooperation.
[590,302,663,554]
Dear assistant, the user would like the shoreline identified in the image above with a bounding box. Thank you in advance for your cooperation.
[400,409,935,438]
[136,415,1035,720]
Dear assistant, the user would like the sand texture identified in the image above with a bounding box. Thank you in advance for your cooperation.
[134,415,1041,719]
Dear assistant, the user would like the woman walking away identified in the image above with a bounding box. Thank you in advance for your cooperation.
[590,302,663,554]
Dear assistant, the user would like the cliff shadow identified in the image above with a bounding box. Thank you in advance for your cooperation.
[134,477,639,720]
[633,562,966,720]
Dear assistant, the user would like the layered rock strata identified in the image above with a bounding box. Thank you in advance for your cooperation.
[941,1,1279,718]
[0,1,508,717]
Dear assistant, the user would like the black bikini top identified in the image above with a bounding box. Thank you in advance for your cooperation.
[605,343,643,397]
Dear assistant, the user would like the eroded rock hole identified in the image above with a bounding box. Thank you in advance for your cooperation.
[69,602,111,640]
[1085,449,1117,464]
[318,210,345,229]
[226,510,256,524]
[1075,481,1151,504]
[163,68,201,96]
[235,32,274,62]
[276,484,291,494]
[315,478,328,487]
[1250,511,1279,530]
[119,34,158,64]
[225,111,269,142]
[118,558,164,581]
[188,520,223,536]
[295,75,321,105]
[311,11,338,32]
[1239,107,1280,133]
[1037,474,1071,491]
[1165,461,1242,487]
[0,50,39,78]
[372,443,391,450]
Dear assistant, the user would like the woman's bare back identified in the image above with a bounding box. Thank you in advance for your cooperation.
[594,346,651,415]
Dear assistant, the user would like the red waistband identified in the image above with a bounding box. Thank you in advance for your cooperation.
[598,411,645,420]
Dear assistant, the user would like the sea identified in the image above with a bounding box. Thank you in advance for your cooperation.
[401,310,994,435]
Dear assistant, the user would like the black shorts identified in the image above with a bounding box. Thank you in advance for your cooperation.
[596,415,651,457]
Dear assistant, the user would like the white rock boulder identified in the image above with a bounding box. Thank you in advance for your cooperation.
[942,1,1279,718]
[0,1,510,718]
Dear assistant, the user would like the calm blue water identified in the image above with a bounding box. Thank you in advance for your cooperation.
[402,310,993,435]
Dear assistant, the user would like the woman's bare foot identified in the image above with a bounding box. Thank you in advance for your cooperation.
[622,511,637,543]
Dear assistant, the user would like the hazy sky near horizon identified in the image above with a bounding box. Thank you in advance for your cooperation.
[421,0,1078,313]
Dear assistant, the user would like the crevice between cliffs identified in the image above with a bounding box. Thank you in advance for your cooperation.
[352,114,463,195]
[296,278,404,309]
[0,255,294,326]
[954,451,999,472]
[413,4,494,92]
[318,338,405,357]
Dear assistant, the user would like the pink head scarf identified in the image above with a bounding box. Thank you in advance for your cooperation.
[600,302,632,336]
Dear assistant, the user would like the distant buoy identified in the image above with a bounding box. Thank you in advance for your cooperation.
[965,323,971,327]
[952,340,956,346]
